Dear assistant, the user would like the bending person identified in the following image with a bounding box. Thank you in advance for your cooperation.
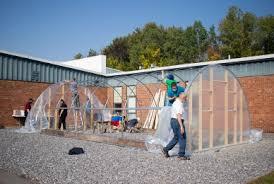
[162,91,190,160]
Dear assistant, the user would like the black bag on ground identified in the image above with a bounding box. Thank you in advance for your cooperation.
[68,147,85,155]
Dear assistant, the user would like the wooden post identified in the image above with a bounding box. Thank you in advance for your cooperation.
[54,109,58,130]
[198,74,203,151]
[233,79,238,144]
[48,88,51,129]
[224,70,228,145]
[83,88,87,131]
[188,88,193,151]
[61,84,65,100]
[209,67,214,148]
[239,90,243,143]
[90,95,94,132]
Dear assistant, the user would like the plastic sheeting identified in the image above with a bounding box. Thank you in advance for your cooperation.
[18,81,111,133]
[250,129,263,143]
[145,106,187,156]
[146,64,251,154]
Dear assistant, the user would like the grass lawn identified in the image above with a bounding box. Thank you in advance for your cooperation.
[248,171,274,184]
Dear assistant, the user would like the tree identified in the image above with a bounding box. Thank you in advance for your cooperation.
[193,21,209,62]
[255,15,274,54]
[219,6,244,58]
[163,26,185,65]
[88,49,97,57]
[100,6,273,71]
[74,53,83,59]
[208,25,221,60]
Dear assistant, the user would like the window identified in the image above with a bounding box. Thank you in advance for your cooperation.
[113,87,122,114]
[127,86,136,119]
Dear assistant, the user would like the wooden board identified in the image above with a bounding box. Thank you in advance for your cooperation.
[154,90,166,129]
[224,70,228,145]
[209,67,214,148]
[143,91,156,128]
[188,89,193,151]
[149,90,161,129]
[143,90,160,129]
[48,88,51,129]
[198,74,203,151]
[233,79,238,144]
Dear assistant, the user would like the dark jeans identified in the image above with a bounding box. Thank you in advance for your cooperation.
[164,118,186,157]
[58,115,67,130]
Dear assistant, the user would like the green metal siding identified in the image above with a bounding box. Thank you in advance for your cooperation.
[0,53,104,84]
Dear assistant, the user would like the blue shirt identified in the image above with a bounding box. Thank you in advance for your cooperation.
[167,86,185,97]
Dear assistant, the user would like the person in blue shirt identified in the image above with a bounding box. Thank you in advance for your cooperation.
[167,82,185,106]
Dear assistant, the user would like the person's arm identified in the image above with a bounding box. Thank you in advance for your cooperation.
[177,113,184,134]
[168,96,176,101]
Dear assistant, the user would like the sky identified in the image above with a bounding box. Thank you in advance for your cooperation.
[0,0,274,61]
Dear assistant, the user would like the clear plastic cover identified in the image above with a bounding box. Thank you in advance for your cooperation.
[146,65,250,154]
[18,81,111,133]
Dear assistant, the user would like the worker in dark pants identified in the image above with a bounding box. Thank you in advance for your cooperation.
[162,91,190,160]
[58,99,67,130]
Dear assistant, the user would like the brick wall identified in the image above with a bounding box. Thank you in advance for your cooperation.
[1,74,273,133]
[239,75,274,133]
[0,80,50,127]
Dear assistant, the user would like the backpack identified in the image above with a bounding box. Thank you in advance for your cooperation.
[68,147,85,155]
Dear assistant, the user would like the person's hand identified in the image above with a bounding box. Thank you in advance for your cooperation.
[180,127,184,135]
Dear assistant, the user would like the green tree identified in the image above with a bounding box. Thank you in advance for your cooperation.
[208,25,221,60]
[255,15,274,54]
[88,49,97,57]
[163,27,185,65]
[74,53,83,59]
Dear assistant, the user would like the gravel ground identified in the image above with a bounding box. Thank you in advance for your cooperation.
[83,130,152,141]
[0,129,273,184]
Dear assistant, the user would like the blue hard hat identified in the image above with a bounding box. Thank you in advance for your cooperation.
[166,73,174,80]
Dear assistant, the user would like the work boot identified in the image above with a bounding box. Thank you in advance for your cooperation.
[161,147,169,158]
[177,156,190,160]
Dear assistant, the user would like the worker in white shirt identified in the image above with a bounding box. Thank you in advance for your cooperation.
[162,91,190,160]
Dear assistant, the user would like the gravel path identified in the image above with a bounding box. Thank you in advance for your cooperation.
[0,129,273,184]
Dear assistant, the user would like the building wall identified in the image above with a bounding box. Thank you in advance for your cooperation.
[0,76,273,133]
[0,80,50,127]
[239,75,274,133]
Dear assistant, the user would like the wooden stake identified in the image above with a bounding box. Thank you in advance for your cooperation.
[48,88,51,129]
[83,88,87,131]
[239,90,243,143]
[209,67,214,148]
[54,109,58,130]
[61,84,65,100]
[198,74,203,151]
[233,79,238,144]
[188,88,193,151]
[90,94,94,132]
[224,70,228,145]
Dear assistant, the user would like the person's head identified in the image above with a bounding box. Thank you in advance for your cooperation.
[178,92,187,102]
[185,80,189,87]
[29,98,33,103]
[171,82,177,92]
[60,99,64,104]
[178,81,186,88]
[73,78,76,81]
